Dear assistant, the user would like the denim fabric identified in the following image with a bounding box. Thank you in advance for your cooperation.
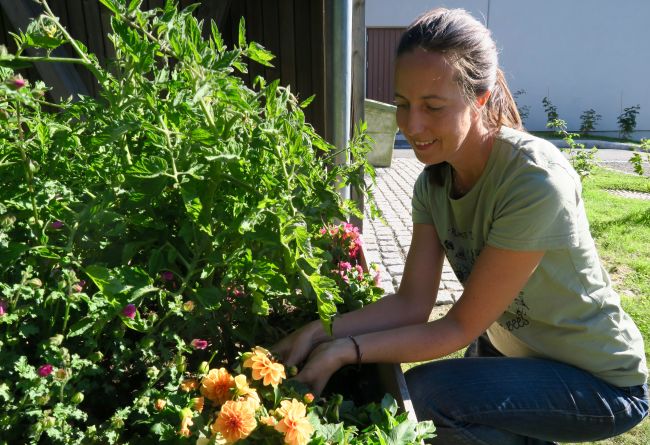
[404,335,649,444]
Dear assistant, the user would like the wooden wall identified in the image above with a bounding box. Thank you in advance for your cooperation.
[0,0,327,135]
[366,27,404,104]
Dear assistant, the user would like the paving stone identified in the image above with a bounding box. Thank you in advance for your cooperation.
[382,257,404,267]
[436,289,454,305]
[387,265,404,276]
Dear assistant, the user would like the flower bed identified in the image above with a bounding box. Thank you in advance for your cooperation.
[0,0,434,443]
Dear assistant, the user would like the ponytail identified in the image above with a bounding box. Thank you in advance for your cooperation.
[484,69,523,131]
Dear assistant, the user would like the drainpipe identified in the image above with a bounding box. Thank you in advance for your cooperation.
[326,0,353,200]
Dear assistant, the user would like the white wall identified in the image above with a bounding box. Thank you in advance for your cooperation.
[366,0,650,136]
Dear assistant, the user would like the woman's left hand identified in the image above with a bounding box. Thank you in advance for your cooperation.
[293,338,356,396]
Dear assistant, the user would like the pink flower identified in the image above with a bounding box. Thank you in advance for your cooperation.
[72,280,86,293]
[371,266,381,286]
[355,265,364,281]
[160,271,174,281]
[338,261,352,271]
[7,76,26,90]
[38,364,53,377]
[0,300,7,316]
[319,227,327,235]
[50,220,64,229]
[122,304,137,319]
[191,339,208,350]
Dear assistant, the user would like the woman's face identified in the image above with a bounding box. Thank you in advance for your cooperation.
[394,48,481,166]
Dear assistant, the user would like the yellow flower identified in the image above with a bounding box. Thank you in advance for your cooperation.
[201,368,235,405]
[233,374,260,408]
[211,399,257,443]
[243,348,286,387]
[274,399,313,445]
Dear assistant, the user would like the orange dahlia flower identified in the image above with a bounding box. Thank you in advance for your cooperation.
[274,399,313,445]
[179,378,199,392]
[211,399,257,443]
[179,409,194,437]
[234,374,260,408]
[193,396,205,413]
[201,368,235,405]
[243,348,286,387]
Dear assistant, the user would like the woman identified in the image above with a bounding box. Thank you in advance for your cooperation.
[273,8,648,444]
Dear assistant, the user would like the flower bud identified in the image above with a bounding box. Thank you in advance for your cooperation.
[303,392,315,404]
[41,415,56,429]
[37,394,50,405]
[27,278,43,288]
[7,76,26,90]
[154,398,167,411]
[28,160,39,173]
[182,300,195,312]
[198,361,210,375]
[287,365,299,377]
[147,366,159,379]
[37,364,53,377]
[71,392,84,404]
[88,351,103,363]
[55,368,68,380]
[49,334,64,346]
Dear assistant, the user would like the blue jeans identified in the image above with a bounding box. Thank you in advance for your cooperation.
[404,335,648,444]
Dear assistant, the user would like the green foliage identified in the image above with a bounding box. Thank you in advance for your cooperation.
[617,104,641,139]
[512,89,529,124]
[629,139,650,176]
[542,96,560,130]
[546,118,597,181]
[579,108,602,135]
[0,1,427,443]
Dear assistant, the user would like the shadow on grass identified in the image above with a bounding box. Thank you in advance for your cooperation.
[589,207,650,238]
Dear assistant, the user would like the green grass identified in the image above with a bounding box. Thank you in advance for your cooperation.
[568,168,650,445]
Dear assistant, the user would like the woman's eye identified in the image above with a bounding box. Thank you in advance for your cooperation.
[426,106,442,112]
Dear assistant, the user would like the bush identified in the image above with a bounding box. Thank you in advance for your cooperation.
[0,1,434,443]
[617,104,641,139]
[542,96,560,130]
[579,108,602,135]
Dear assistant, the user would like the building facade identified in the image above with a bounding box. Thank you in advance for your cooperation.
[366,0,650,138]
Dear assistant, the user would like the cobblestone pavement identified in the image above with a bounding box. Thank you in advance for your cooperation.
[362,158,462,304]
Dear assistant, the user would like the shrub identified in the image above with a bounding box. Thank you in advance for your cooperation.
[542,96,560,130]
[513,89,530,125]
[617,104,641,139]
[579,108,602,135]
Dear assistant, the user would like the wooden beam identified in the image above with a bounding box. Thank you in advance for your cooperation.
[0,0,89,100]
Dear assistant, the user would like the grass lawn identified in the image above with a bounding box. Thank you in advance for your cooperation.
[530,131,642,146]
[566,168,650,445]
[404,167,650,444]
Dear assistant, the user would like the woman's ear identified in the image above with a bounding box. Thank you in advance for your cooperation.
[476,90,491,108]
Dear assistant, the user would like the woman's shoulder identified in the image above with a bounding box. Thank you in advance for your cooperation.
[494,126,579,180]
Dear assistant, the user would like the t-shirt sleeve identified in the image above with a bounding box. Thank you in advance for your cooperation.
[411,170,434,225]
[488,163,580,250]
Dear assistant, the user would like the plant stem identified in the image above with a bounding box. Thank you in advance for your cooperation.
[15,101,42,231]
[40,1,106,83]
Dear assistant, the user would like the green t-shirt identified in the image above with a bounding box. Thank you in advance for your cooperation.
[412,126,647,387]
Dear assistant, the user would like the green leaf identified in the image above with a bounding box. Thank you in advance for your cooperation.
[247,42,274,67]
[238,17,247,48]
[128,0,143,13]
[99,0,120,15]
[194,287,222,310]
[300,94,315,109]
[84,265,127,298]
[127,156,169,179]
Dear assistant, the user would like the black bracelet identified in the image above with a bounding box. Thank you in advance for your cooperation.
[348,336,362,371]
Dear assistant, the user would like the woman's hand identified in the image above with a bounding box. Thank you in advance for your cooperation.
[293,338,356,396]
[271,320,328,367]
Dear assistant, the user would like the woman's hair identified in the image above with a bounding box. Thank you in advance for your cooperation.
[396,8,522,184]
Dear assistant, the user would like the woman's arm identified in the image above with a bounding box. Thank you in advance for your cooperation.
[295,245,545,394]
[272,223,445,365]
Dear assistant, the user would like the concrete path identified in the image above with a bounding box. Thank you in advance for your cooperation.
[362,144,649,302]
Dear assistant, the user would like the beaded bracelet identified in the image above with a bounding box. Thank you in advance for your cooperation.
[348,336,362,371]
